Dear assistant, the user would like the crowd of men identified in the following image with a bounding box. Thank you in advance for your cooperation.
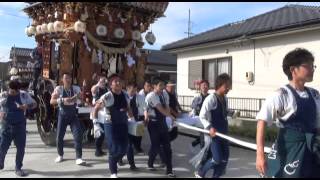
[0,48,319,178]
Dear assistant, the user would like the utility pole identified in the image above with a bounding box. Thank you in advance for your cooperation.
[184,8,194,38]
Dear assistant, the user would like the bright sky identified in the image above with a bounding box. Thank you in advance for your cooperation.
[0,2,319,62]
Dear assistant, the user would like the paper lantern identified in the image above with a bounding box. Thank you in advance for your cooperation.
[47,22,54,33]
[132,30,141,41]
[74,20,86,33]
[145,31,156,45]
[96,25,107,36]
[114,28,125,39]
[36,25,43,34]
[25,27,32,36]
[29,26,36,35]
[53,21,64,32]
[41,23,48,33]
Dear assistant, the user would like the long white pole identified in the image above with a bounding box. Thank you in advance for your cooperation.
[176,122,272,154]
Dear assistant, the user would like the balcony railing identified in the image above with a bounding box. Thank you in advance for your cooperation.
[177,95,265,119]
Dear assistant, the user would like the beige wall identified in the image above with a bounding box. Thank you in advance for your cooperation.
[176,28,320,99]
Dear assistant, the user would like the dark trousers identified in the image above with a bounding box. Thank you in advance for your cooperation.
[95,122,105,152]
[56,113,83,159]
[147,120,173,174]
[0,122,26,170]
[105,123,128,174]
[159,126,178,164]
[127,134,136,166]
[198,137,229,178]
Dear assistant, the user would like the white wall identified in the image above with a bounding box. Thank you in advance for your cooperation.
[176,28,320,99]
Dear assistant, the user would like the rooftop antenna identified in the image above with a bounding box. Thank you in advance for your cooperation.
[184,8,194,38]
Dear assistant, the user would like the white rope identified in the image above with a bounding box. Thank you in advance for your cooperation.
[176,122,272,154]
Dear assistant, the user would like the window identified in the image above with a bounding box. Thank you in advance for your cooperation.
[188,60,202,89]
[188,57,232,89]
[204,57,232,88]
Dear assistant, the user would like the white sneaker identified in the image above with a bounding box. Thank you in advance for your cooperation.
[194,171,203,178]
[75,158,86,165]
[110,174,118,178]
[55,156,63,163]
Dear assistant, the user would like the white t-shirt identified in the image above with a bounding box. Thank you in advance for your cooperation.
[0,90,36,112]
[52,85,81,106]
[128,93,146,116]
[145,91,169,117]
[199,93,232,129]
[98,90,130,122]
[138,89,148,100]
[256,85,320,128]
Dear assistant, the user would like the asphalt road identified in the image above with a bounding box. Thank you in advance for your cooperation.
[0,120,260,178]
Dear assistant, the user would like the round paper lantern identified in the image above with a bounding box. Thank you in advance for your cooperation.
[29,26,36,35]
[114,28,125,39]
[132,30,141,41]
[74,20,86,33]
[145,31,156,45]
[96,25,107,36]
[41,23,48,33]
[47,22,54,33]
[53,21,64,32]
[25,27,32,36]
[36,25,43,34]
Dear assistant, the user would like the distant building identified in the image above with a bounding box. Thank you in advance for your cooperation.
[9,47,34,81]
[142,49,177,83]
[0,62,9,81]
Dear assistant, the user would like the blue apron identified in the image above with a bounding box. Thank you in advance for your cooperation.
[109,91,128,141]
[266,85,317,178]
[4,93,25,125]
[106,91,129,174]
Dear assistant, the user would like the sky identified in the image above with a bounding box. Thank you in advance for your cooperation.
[0,2,319,62]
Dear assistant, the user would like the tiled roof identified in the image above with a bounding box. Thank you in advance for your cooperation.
[143,49,177,65]
[162,5,320,51]
[9,47,33,59]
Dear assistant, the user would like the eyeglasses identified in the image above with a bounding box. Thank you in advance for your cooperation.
[300,64,317,70]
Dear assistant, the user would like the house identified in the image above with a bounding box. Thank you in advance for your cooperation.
[162,5,320,101]
[142,49,177,83]
[8,47,34,81]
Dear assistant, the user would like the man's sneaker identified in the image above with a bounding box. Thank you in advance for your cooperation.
[75,158,86,165]
[15,169,28,177]
[95,150,106,157]
[54,156,63,163]
[0,164,4,170]
[130,165,139,171]
[118,159,125,166]
[194,171,203,178]
[167,172,176,178]
[110,174,118,178]
[147,166,156,171]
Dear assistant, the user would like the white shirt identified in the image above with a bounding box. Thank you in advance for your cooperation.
[0,90,36,113]
[145,91,169,117]
[99,90,130,122]
[256,85,320,128]
[52,85,81,106]
[199,93,231,129]
[128,93,146,116]
[191,93,209,116]
[138,89,148,100]
[53,85,81,97]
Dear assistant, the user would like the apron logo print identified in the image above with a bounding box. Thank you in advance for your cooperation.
[268,144,277,160]
[284,160,299,175]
